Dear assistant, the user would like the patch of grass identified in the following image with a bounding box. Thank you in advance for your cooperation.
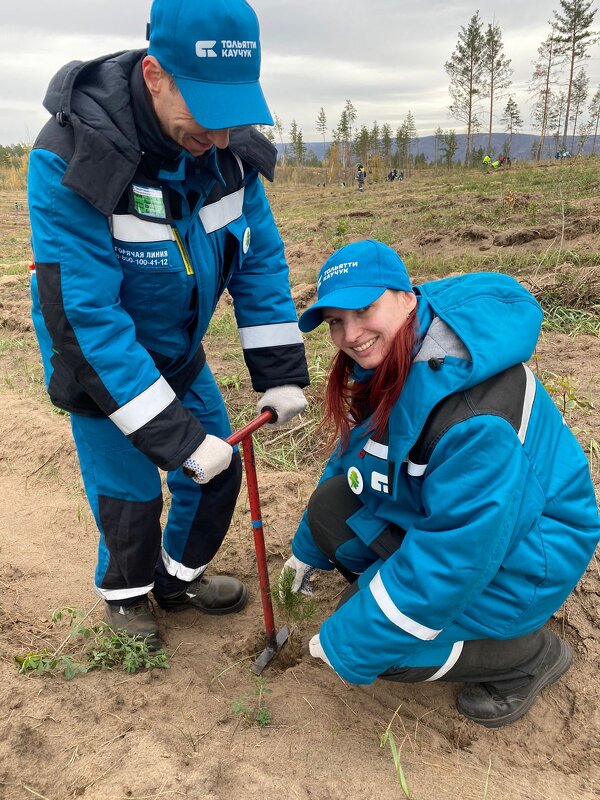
[15,606,168,679]
[0,337,27,354]
[542,305,600,335]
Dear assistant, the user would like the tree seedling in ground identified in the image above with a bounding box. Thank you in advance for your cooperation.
[540,371,594,418]
[232,676,273,727]
[272,565,317,667]
[379,705,411,799]
[15,606,168,679]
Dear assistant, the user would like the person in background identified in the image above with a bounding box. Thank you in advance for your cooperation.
[28,0,309,648]
[283,239,599,728]
[356,164,366,192]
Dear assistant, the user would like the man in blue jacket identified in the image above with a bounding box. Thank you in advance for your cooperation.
[28,0,309,648]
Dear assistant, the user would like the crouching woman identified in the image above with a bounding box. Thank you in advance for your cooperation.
[286,239,600,728]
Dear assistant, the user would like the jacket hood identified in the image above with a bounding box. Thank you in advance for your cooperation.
[415,272,542,387]
[41,50,145,216]
[377,272,543,474]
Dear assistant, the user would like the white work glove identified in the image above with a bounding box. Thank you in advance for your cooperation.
[280,555,317,596]
[309,633,332,668]
[256,384,308,428]
[182,434,233,484]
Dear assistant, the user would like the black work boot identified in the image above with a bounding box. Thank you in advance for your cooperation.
[104,598,161,651]
[456,631,572,728]
[153,575,248,615]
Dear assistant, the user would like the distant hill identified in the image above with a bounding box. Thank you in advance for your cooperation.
[278,132,597,164]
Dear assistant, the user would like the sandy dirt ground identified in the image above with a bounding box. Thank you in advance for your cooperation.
[0,181,599,800]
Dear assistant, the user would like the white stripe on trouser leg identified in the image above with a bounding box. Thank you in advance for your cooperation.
[162,548,208,582]
[94,583,155,601]
[425,641,464,681]
[238,322,303,349]
[109,377,176,436]
[369,572,442,640]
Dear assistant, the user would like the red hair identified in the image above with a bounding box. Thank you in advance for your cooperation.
[322,309,418,450]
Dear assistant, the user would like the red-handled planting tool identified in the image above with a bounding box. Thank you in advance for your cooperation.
[226,408,289,674]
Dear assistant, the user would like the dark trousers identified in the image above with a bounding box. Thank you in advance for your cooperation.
[307,475,550,685]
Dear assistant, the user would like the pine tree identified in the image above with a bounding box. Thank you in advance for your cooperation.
[433,126,444,164]
[273,114,286,166]
[380,123,393,171]
[289,120,306,167]
[553,0,599,150]
[568,67,590,149]
[395,124,408,171]
[336,100,358,182]
[483,22,512,154]
[440,129,458,169]
[445,12,486,165]
[404,111,418,173]
[530,28,561,161]
[316,107,327,170]
[588,86,600,153]
[500,96,523,155]
[354,125,370,170]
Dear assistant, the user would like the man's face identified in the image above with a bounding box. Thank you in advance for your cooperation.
[143,57,229,157]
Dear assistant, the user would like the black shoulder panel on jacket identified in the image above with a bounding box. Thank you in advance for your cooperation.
[33,117,75,164]
[409,363,527,467]
[229,126,277,182]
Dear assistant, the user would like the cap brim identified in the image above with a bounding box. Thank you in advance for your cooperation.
[176,76,273,129]
[298,286,386,333]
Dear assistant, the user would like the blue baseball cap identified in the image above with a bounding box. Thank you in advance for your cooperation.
[147,0,274,130]
[298,240,413,333]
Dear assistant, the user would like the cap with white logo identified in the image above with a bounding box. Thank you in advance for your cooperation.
[147,0,273,130]
[298,240,413,333]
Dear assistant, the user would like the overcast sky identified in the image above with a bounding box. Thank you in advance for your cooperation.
[1,0,599,145]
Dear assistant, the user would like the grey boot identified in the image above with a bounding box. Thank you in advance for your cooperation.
[105,597,161,651]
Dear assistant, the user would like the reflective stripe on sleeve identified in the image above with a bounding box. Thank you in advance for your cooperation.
[369,572,442,640]
[425,640,464,681]
[238,322,303,349]
[109,377,177,436]
[162,548,208,582]
[111,215,175,242]
[518,365,536,444]
[407,460,427,476]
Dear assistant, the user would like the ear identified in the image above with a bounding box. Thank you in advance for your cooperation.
[142,55,166,97]
[398,290,417,315]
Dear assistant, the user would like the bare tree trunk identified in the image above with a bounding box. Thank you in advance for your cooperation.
[562,34,576,149]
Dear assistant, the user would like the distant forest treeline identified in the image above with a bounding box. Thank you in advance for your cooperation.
[258,0,600,179]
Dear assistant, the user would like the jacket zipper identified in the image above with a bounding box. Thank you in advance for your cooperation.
[172,227,194,276]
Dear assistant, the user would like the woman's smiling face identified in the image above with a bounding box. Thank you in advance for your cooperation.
[323,289,417,369]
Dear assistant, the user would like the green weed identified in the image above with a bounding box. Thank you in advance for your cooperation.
[232,676,273,727]
[15,606,168,679]
[541,371,594,417]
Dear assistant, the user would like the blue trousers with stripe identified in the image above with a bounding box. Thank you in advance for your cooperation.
[70,363,242,602]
